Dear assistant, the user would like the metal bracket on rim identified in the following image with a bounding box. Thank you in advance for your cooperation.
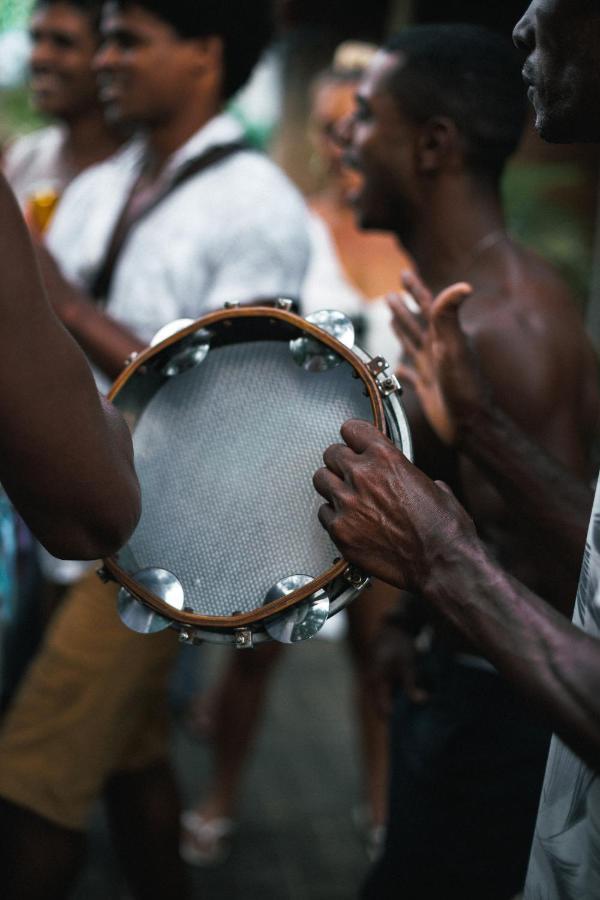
[96,566,115,584]
[178,628,204,646]
[233,628,254,649]
[160,328,211,378]
[366,356,401,397]
[343,566,369,590]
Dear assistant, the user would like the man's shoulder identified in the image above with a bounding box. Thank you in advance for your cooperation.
[4,124,64,166]
[52,140,138,216]
[3,125,67,196]
[202,148,306,212]
[460,241,595,429]
[464,242,581,335]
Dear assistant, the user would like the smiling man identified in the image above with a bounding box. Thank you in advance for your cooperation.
[3,0,121,228]
[316,3,600,899]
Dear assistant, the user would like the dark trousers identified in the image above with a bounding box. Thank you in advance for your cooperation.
[362,653,550,900]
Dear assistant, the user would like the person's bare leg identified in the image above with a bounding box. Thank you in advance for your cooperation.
[346,581,400,830]
[200,641,284,821]
[104,761,189,899]
[0,798,85,900]
[180,641,284,862]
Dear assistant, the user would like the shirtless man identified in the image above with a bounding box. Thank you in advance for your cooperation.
[331,23,599,899]
[316,4,600,898]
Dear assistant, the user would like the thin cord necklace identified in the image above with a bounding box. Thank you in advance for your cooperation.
[462,228,508,276]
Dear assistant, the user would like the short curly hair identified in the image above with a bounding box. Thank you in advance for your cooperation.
[113,0,274,99]
[34,0,105,34]
[384,24,527,182]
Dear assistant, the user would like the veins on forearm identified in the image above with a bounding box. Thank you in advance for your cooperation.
[424,542,600,770]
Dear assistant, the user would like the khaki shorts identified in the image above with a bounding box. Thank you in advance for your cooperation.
[0,569,178,830]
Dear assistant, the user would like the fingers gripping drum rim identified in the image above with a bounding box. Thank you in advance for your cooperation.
[102,303,412,647]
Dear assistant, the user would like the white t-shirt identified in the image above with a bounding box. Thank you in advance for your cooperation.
[302,213,400,366]
[48,112,310,350]
[3,124,70,208]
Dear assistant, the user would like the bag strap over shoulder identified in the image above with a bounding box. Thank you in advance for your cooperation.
[89,140,250,302]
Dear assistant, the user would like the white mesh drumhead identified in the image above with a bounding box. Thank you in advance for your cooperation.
[126,340,373,617]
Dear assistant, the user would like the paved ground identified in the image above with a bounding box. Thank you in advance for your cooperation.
[72,632,373,899]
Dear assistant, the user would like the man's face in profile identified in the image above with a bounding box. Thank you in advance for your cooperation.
[514,0,600,143]
[342,51,420,241]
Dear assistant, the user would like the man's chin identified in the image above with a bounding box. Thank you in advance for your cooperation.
[102,102,132,126]
[535,105,600,144]
[31,94,65,118]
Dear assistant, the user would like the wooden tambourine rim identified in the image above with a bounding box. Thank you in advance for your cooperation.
[104,305,387,629]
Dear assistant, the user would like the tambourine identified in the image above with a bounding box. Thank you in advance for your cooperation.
[100,301,412,648]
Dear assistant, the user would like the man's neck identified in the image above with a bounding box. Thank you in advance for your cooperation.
[143,99,224,179]
[63,107,123,175]
[405,177,507,293]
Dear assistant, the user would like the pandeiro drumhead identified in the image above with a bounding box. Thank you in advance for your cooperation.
[103,302,411,647]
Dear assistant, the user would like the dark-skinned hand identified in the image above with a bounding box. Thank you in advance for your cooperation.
[313,419,477,591]
[388,270,490,445]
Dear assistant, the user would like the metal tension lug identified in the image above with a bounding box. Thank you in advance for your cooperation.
[343,565,369,589]
[366,356,400,397]
[96,566,115,584]
[233,627,254,649]
[224,300,240,309]
[379,373,401,397]
[275,297,293,311]
[178,628,203,645]
[123,351,139,367]
[367,356,387,376]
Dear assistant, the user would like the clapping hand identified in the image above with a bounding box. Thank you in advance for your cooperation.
[387,271,486,445]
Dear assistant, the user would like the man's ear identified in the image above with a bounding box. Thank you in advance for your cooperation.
[188,35,223,75]
[416,116,464,175]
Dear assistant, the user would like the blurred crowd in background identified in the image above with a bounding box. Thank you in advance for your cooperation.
[0,2,599,899]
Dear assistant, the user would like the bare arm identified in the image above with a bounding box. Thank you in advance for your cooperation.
[0,174,140,557]
[314,420,600,771]
[36,243,146,380]
[426,529,600,771]
[389,272,594,574]
[454,401,593,569]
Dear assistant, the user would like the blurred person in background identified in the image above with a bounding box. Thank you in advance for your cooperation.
[302,40,413,365]
[0,0,309,898]
[331,23,599,899]
[2,0,122,234]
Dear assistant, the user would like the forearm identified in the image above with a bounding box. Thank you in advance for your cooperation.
[0,175,140,556]
[58,292,145,380]
[424,536,600,770]
[456,402,592,572]
[36,245,145,380]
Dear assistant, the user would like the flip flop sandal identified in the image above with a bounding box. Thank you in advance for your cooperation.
[179,811,237,866]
